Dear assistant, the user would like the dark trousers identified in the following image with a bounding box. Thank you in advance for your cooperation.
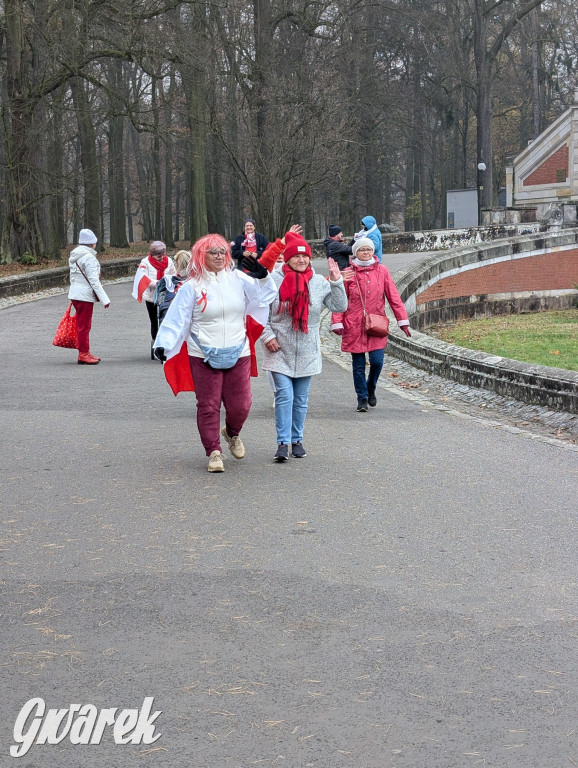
[71,300,94,354]
[351,349,385,401]
[189,355,252,455]
[145,300,158,341]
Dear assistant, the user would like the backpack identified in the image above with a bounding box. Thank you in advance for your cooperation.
[154,275,184,321]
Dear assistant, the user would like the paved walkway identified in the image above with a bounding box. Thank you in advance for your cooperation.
[0,261,577,767]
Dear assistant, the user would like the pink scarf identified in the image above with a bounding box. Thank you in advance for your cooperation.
[242,232,257,250]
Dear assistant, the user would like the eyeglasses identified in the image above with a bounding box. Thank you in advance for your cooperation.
[357,247,373,253]
[207,248,227,255]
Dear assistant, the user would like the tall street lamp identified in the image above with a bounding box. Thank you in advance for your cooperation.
[477,162,487,226]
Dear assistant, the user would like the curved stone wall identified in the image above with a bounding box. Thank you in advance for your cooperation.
[386,229,578,414]
[0,257,141,300]
[1,235,576,412]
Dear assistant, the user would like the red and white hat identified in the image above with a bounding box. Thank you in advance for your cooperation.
[283,232,311,262]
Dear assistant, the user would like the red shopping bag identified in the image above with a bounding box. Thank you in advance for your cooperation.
[53,302,78,349]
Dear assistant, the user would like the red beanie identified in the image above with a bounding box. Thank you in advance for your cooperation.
[283,232,311,262]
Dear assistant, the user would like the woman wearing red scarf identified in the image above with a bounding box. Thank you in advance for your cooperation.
[260,228,347,462]
[132,241,177,357]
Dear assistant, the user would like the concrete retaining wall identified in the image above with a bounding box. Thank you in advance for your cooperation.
[2,235,577,413]
[0,257,141,299]
[309,221,547,259]
[386,229,578,413]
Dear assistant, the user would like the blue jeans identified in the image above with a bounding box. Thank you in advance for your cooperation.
[271,372,312,444]
[351,349,384,400]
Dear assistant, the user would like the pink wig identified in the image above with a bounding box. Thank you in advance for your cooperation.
[187,234,233,278]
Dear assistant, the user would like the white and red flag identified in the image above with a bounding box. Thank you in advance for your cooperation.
[155,271,277,396]
[132,264,152,303]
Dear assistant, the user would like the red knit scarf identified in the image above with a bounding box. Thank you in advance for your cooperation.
[149,253,168,280]
[277,263,313,332]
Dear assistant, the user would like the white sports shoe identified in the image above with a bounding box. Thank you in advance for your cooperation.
[221,426,245,459]
[207,450,225,472]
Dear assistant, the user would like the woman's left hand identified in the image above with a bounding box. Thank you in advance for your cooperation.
[281,224,303,245]
[265,338,280,352]
[327,257,341,281]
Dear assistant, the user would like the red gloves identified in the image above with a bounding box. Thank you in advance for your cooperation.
[401,325,412,337]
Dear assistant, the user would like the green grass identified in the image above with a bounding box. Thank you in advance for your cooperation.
[434,310,578,371]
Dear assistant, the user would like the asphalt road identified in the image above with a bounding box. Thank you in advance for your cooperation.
[0,263,576,768]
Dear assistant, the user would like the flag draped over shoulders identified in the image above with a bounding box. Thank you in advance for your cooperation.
[132,262,152,303]
[156,270,277,396]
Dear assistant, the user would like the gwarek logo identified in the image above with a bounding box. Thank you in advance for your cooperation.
[10,697,162,757]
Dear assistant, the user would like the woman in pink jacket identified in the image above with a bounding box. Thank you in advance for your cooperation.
[331,237,411,412]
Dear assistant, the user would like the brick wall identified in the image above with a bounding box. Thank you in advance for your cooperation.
[523,144,569,186]
[416,249,578,304]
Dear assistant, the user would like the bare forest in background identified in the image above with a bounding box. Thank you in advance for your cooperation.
[0,0,576,262]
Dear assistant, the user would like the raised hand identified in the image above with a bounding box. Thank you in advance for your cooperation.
[327,257,341,281]
[281,224,303,244]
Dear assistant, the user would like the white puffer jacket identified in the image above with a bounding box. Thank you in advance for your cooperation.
[155,268,278,361]
[68,246,110,304]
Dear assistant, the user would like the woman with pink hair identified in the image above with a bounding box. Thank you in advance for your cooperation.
[153,234,277,473]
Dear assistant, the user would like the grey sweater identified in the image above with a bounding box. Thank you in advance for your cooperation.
[261,270,347,377]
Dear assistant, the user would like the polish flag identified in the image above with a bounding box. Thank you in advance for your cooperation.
[132,266,152,303]
[163,314,265,396]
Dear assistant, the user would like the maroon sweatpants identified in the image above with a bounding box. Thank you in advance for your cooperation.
[189,355,252,455]
[71,300,94,354]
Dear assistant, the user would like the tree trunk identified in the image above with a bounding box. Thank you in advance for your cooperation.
[163,70,175,247]
[180,3,208,243]
[1,0,47,261]
[49,88,67,248]
[107,59,128,247]
[251,0,274,233]
[474,0,545,210]
[130,125,153,241]
[474,8,493,210]
[175,181,181,243]
[70,76,102,245]
[152,77,162,239]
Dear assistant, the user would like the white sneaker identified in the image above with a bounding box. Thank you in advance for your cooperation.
[221,426,245,459]
[207,450,225,472]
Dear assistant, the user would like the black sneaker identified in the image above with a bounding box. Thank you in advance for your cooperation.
[367,391,377,407]
[357,399,369,412]
[291,442,307,458]
[274,443,289,462]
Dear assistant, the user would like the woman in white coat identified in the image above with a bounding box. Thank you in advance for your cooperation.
[153,234,277,473]
[68,229,110,365]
